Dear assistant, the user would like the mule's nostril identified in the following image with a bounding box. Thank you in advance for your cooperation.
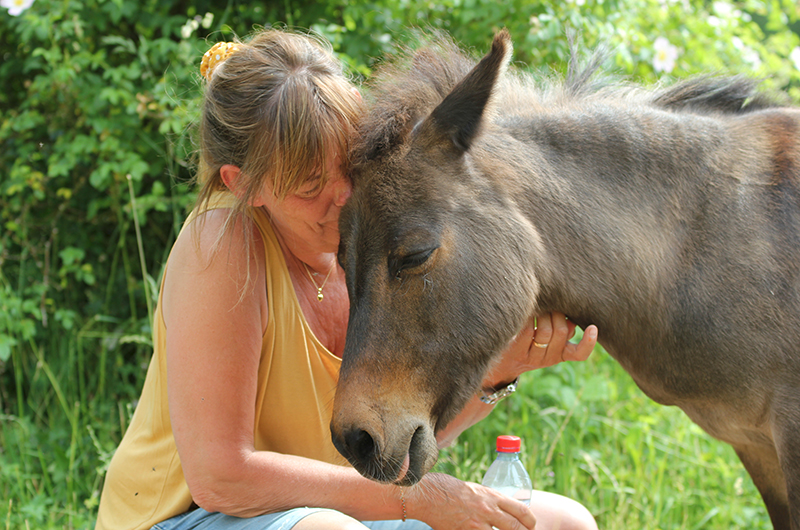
[345,428,376,462]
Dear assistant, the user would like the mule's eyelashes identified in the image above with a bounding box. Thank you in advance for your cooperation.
[390,247,439,277]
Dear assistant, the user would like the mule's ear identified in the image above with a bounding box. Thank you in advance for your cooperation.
[418,29,512,153]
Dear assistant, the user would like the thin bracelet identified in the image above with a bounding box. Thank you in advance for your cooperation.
[399,486,407,522]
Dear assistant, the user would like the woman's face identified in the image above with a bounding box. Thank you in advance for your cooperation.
[257,152,352,254]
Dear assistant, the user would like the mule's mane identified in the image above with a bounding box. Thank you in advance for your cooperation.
[652,75,780,113]
[352,33,475,163]
[352,32,782,164]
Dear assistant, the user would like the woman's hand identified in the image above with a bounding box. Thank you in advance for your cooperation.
[484,312,597,389]
[412,474,536,530]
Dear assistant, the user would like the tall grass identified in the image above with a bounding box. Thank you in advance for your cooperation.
[0,182,163,529]
[2,326,773,529]
[0,316,151,530]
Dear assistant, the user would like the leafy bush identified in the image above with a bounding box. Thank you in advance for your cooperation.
[0,0,798,528]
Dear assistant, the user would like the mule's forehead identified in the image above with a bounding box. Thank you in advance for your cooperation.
[351,149,451,214]
[343,186,444,257]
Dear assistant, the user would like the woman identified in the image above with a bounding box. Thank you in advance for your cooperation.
[95,28,599,530]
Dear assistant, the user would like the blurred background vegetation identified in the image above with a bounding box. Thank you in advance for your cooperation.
[1,0,798,528]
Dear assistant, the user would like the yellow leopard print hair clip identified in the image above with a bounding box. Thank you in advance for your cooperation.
[200,41,241,80]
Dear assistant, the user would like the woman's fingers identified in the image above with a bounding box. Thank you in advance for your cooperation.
[422,478,537,530]
[495,495,537,530]
[562,324,597,361]
[478,486,537,530]
[492,312,598,376]
[528,312,597,369]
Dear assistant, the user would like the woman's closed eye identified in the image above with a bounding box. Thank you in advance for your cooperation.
[295,175,323,199]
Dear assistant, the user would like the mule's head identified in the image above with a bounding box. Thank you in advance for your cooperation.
[331,31,542,485]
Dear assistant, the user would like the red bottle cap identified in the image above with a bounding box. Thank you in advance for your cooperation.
[496,435,521,453]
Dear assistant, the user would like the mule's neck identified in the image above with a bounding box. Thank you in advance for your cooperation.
[491,105,734,353]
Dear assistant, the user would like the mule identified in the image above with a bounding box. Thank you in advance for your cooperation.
[330,30,800,529]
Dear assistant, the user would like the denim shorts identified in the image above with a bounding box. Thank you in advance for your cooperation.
[151,507,432,530]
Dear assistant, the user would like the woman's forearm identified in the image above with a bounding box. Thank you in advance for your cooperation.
[190,449,408,520]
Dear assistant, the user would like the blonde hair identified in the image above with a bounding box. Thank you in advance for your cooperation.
[196,28,364,215]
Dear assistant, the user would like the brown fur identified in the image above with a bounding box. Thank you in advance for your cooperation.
[331,30,800,529]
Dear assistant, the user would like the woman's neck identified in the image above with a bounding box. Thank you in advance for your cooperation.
[267,214,349,357]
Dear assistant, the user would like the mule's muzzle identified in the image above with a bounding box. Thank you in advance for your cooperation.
[336,427,377,472]
[330,421,437,486]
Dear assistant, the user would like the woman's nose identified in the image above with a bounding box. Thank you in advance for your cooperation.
[333,177,352,206]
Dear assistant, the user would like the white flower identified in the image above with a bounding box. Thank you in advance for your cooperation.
[180,22,193,39]
[732,37,761,69]
[1,0,34,16]
[742,47,761,70]
[180,18,199,40]
[653,36,679,74]
[791,47,800,72]
[713,1,733,18]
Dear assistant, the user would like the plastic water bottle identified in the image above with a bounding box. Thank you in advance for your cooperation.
[481,435,533,506]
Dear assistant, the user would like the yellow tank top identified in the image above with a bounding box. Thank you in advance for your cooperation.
[95,193,345,530]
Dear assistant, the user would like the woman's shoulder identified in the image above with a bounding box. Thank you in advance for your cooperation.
[162,207,268,324]
[175,208,264,269]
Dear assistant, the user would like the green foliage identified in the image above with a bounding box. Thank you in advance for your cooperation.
[0,0,798,528]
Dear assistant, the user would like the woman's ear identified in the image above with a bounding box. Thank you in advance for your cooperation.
[220,164,242,195]
[221,164,269,207]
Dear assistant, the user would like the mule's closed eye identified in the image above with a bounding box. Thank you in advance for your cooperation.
[402,249,435,269]
[391,247,438,277]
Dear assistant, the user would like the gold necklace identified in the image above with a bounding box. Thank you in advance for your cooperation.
[302,261,335,302]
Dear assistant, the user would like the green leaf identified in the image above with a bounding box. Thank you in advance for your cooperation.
[0,333,16,362]
[59,247,85,266]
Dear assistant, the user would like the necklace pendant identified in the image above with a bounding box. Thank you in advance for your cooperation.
[303,261,333,303]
